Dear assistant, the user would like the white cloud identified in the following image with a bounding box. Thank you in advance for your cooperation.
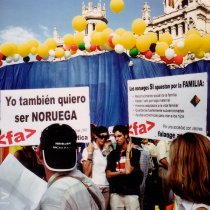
[0,26,39,44]
[39,24,50,38]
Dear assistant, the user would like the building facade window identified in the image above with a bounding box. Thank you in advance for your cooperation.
[175,24,178,36]
[182,22,185,34]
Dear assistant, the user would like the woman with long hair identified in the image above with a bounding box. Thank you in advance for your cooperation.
[168,132,210,210]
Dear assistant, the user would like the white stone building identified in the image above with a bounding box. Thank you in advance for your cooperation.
[82,0,108,37]
[142,0,210,65]
[53,0,210,65]
[143,0,210,40]
[53,0,107,45]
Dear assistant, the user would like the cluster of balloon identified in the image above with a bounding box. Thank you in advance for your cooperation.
[1,0,210,68]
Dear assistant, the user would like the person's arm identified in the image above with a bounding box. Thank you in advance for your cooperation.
[157,141,169,169]
[159,157,169,169]
[82,160,93,177]
[82,143,94,177]
[106,169,125,178]
[124,141,134,174]
[106,151,126,178]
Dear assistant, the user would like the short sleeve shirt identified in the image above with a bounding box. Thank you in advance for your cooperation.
[36,169,105,210]
[106,148,142,195]
[82,142,109,187]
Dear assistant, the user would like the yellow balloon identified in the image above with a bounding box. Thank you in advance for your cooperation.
[115,28,125,36]
[200,34,210,52]
[70,49,77,55]
[136,35,151,52]
[174,45,188,56]
[101,43,113,51]
[159,33,173,45]
[31,47,37,55]
[112,34,121,45]
[155,42,169,56]
[91,32,104,45]
[95,21,107,32]
[55,47,65,58]
[145,32,158,44]
[90,31,96,40]
[17,43,31,57]
[110,0,124,13]
[10,43,18,55]
[63,34,74,46]
[0,43,14,56]
[27,39,39,49]
[37,44,49,58]
[101,28,113,43]
[132,19,146,35]
[121,31,136,50]
[186,28,200,37]
[74,32,84,45]
[184,34,202,53]
[72,16,87,32]
[195,50,205,59]
[44,38,57,50]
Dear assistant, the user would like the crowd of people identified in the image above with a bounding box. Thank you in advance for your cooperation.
[13,123,210,210]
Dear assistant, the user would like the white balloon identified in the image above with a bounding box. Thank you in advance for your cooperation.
[49,50,55,57]
[115,44,124,54]
[64,51,71,59]
[6,56,12,63]
[165,48,175,60]
[13,54,20,62]
[85,42,91,50]
[177,41,184,49]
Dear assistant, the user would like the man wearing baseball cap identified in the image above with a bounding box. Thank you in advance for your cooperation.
[36,123,105,210]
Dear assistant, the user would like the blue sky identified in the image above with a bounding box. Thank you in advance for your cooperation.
[0,0,163,44]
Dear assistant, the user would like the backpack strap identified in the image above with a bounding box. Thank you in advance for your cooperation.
[49,173,102,210]
[69,175,102,210]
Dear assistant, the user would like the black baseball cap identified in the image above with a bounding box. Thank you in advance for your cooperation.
[40,123,77,172]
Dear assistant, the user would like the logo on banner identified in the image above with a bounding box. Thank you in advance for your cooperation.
[0,129,36,145]
[129,121,155,136]
[190,95,201,107]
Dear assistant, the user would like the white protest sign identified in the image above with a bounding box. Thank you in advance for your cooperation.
[0,154,47,210]
[128,72,207,141]
[0,87,90,147]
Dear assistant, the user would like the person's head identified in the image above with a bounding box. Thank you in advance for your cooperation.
[38,123,77,172]
[168,132,210,205]
[113,125,128,147]
[22,146,34,151]
[94,126,109,147]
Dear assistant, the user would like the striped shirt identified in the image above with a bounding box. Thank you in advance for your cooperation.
[36,169,105,210]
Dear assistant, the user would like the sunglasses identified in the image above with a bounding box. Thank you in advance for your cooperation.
[97,134,109,140]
